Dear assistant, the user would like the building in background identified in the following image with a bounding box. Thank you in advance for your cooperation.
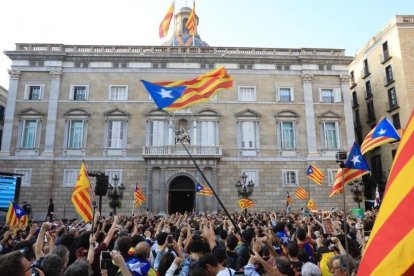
[0,6,356,218]
[349,15,414,198]
[0,86,7,150]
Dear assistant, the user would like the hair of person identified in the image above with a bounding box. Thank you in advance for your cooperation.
[259,243,270,257]
[188,265,208,276]
[296,228,307,241]
[51,245,70,267]
[156,232,168,245]
[301,261,322,276]
[60,233,75,248]
[157,252,175,276]
[0,250,26,276]
[212,247,227,264]
[331,254,357,273]
[41,254,64,276]
[273,222,286,233]
[131,234,145,247]
[189,239,204,253]
[297,248,309,263]
[287,242,299,258]
[198,253,219,270]
[225,234,238,251]
[275,256,292,275]
[134,241,150,260]
[117,236,132,255]
[13,240,35,261]
[241,228,255,245]
[63,259,90,276]
[219,229,228,240]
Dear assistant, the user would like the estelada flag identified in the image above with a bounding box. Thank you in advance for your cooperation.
[307,198,318,211]
[186,0,196,35]
[6,202,27,230]
[141,67,233,111]
[134,184,146,207]
[358,111,414,275]
[307,164,324,185]
[238,198,254,209]
[329,143,370,197]
[159,2,174,38]
[361,116,400,155]
[196,183,213,196]
[295,187,309,200]
[71,161,93,223]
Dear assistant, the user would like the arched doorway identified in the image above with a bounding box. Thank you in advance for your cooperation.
[169,175,195,214]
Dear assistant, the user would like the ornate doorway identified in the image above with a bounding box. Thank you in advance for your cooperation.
[168,175,195,214]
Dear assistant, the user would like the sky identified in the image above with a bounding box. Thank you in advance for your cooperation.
[0,0,413,89]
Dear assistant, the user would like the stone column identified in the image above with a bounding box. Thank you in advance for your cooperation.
[302,74,318,155]
[146,168,153,211]
[42,70,62,156]
[210,168,218,212]
[159,168,166,215]
[341,75,355,149]
[0,70,20,156]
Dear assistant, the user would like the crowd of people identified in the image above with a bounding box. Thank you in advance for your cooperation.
[0,208,377,276]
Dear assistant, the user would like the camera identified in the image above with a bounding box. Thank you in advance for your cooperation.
[100,251,116,269]
[167,234,173,244]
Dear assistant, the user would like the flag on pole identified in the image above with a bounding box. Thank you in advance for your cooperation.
[141,67,233,111]
[295,187,309,199]
[159,2,174,38]
[329,143,370,197]
[307,198,318,211]
[238,198,255,209]
[71,161,93,223]
[374,185,381,208]
[361,117,400,155]
[196,183,213,196]
[6,202,27,230]
[134,184,146,207]
[306,164,324,185]
[286,192,293,205]
[358,110,414,275]
[186,0,196,35]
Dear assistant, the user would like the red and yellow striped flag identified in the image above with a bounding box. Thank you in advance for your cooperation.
[156,67,233,110]
[159,2,174,38]
[294,187,309,200]
[71,161,93,223]
[134,184,146,207]
[358,111,414,275]
[307,198,318,211]
[238,198,255,209]
[185,0,196,35]
[307,164,324,185]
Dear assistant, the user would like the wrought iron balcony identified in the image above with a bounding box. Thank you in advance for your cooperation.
[142,145,222,158]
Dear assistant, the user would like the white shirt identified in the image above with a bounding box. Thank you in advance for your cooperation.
[217,267,236,276]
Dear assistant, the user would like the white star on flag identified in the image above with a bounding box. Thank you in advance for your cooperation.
[351,154,361,165]
[377,128,387,135]
[158,88,174,98]
[16,209,22,215]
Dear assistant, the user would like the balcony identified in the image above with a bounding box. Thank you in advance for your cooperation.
[142,145,222,158]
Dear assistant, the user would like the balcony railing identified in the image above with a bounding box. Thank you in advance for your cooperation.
[142,145,222,157]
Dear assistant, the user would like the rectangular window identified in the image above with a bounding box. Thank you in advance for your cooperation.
[0,105,5,121]
[15,169,32,187]
[387,87,398,109]
[106,169,123,186]
[365,81,372,98]
[385,65,394,83]
[328,169,338,186]
[363,59,370,76]
[20,120,38,148]
[354,109,361,128]
[238,86,256,102]
[282,170,298,186]
[200,121,216,146]
[242,170,259,187]
[350,71,355,85]
[367,101,376,122]
[27,85,43,100]
[108,120,124,148]
[279,121,295,149]
[371,155,383,183]
[382,42,390,61]
[352,91,358,107]
[356,129,363,146]
[241,121,256,149]
[149,120,166,146]
[109,85,128,100]
[278,88,294,102]
[68,120,84,148]
[71,86,88,101]
[322,122,340,149]
[319,88,341,103]
[392,113,401,130]
[63,169,78,187]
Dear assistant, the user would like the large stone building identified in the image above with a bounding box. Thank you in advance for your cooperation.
[0,86,7,149]
[348,15,414,197]
[0,7,357,218]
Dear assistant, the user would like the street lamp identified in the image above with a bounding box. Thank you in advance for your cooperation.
[235,172,255,216]
[107,174,125,215]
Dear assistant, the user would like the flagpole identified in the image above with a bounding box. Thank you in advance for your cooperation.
[340,161,350,276]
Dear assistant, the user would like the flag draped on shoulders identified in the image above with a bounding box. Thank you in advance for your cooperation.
[361,117,400,155]
[186,0,196,35]
[307,164,324,185]
[295,187,309,199]
[329,143,370,197]
[134,184,146,207]
[6,202,28,230]
[238,198,254,209]
[358,111,414,275]
[159,2,174,38]
[196,183,213,196]
[141,67,233,110]
[71,161,93,223]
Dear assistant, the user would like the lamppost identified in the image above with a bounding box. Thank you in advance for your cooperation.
[235,172,255,216]
[107,174,125,215]
[350,180,364,209]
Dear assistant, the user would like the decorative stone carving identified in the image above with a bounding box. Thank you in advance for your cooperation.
[302,74,313,82]
[340,74,351,83]
[175,125,191,144]
[50,70,62,78]
[8,70,21,80]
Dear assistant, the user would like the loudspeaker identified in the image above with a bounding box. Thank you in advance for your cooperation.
[95,175,109,196]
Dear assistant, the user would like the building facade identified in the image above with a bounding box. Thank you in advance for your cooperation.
[0,86,7,150]
[0,8,357,218]
[348,15,414,197]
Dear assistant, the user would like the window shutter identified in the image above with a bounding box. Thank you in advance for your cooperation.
[318,88,323,102]
[290,88,295,102]
[334,88,342,102]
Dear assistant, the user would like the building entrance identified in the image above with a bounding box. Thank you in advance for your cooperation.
[169,175,195,214]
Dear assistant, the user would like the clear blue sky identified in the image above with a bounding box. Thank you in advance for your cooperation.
[0,0,413,88]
